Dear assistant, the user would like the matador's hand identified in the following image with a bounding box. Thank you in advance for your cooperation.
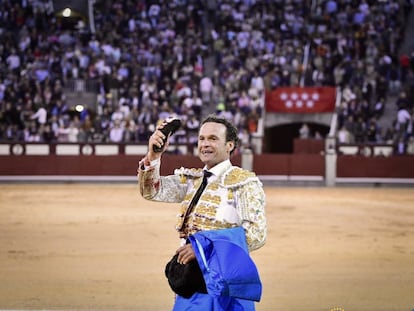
[147,123,169,161]
[176,243,196,265]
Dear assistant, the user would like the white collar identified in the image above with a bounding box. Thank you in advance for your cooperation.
[204,159,232,177]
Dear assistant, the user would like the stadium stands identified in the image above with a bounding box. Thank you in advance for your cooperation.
[0,0,413,155]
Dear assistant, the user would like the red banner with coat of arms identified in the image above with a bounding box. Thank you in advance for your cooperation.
[265,87,336,113]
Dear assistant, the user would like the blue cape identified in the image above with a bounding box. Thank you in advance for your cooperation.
[172,227,262,311]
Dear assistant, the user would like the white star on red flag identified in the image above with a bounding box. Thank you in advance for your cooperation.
[266,87,336,113]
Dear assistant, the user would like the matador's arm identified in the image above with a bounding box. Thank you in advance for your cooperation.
[236,178,267,251]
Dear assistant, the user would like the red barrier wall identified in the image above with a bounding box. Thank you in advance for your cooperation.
[1,154,413,179]
[0,154,322,177]
[293,138,324,154]
[336,155,414,178]
[0,154,239,177]
[253,154,324,176]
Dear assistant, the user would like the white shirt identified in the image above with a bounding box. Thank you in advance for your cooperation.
[7,54,20,69]
[397,109,411,124]
[109,126,124,142]
[200,77,213,93]
[30,107,47,124]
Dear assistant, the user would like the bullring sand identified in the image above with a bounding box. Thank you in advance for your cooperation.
[0,184,413,311]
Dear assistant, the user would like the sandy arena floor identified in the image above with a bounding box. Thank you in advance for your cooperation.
[0,184,413,311]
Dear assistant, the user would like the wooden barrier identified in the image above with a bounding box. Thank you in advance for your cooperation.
[336,155,414,178]
[1,143,413,181]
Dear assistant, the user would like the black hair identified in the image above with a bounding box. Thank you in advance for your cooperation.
[201,114,239,155]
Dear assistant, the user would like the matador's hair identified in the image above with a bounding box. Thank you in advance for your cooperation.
[201,114,240,155]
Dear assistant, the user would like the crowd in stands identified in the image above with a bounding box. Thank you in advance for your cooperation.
[328,0,414,154]
[0,0,414,154]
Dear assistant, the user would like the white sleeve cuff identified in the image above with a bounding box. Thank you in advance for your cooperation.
[144,158,160,170]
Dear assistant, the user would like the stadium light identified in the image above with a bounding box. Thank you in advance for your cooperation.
[62,8,72,17]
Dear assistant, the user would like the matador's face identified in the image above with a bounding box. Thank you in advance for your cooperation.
[197,122,234,169]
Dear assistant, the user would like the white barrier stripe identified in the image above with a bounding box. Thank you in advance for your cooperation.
[0,175,137,182]
[336,177,414,184]
[288,175,324,181]
[257,175,289,181]
[1,175,414,185]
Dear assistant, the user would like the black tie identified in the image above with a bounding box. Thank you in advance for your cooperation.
[178,170,212,230]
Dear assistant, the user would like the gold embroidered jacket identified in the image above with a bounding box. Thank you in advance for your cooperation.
[138,159,266,251]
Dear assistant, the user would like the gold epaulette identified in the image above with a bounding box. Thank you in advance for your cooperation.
[174,167,203,184]
[223,167,259,188]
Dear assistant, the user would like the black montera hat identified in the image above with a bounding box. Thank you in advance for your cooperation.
[164,253,207,298]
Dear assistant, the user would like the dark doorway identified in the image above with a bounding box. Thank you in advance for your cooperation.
[264,122,330,153]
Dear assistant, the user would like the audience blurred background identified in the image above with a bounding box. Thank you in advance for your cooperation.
[1,0,413,154]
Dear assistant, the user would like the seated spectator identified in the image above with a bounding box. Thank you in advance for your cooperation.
[0,0,412,154]
[67,122,79,143]
[337,125,352,144]
[109,120,124,143]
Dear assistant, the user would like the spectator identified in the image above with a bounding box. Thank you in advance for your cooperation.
[0,0,412,152]
[24,121,41,142]
[337,125,352,144]
[185,114,200,144]
[123,117,137,142]
[299,123,310,139]
[373,98,385,118]
[42,124,56,142]
[6,49,21,75]
[30,104,47,126]
[67,122,79,143]
[396,106,412,136]
[199,75,213,104]
[109,121,124,143]
[56,124,70,142]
